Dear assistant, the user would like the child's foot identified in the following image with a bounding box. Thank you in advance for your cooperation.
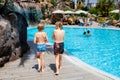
[38,69,40,72]
[41,69,44,72]
[55,71,59,75]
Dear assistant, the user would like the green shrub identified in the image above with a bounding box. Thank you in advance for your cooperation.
[111,13,120,20]
[51,0,57,6]
[89,7,98,15]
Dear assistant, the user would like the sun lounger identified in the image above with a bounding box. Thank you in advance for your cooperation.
[116,22,120,27]
[100,20,110,27]
[78,22,84,26]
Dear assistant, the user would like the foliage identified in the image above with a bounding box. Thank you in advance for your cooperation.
[50,0,57,6]
[96,0,115,17]
[111,13,120,20]
[89,7,99,15]
[63,8,70,11]
[77,13,87,17]
[81,6,88,11]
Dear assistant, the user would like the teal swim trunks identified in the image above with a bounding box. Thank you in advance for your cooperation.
[36,44,46,52]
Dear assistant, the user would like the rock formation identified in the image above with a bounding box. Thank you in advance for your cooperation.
[0,0,41,67]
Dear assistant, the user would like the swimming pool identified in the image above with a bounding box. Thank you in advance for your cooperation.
[27,26,120,78]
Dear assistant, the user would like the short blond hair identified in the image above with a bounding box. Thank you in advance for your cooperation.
[55,21,63,29]
[37,23,44,31]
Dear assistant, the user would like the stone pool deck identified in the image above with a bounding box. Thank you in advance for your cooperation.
[0,41,118,80]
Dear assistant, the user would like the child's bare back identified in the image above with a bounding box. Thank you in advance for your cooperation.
[53,29,65,43]
[35,32,48,44]
[34,24,48,44]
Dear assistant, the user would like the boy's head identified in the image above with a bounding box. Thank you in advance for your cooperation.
[55,21,63,29]
[38,23,45,31]
[83,31,86,35]
[87,30,90,33]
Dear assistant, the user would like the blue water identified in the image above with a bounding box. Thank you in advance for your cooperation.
[27,26,120,78]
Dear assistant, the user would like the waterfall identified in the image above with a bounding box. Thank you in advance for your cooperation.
[13,2,42,25]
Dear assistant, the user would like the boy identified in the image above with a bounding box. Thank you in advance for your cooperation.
[52,21,65,75]
[34,23,48,72]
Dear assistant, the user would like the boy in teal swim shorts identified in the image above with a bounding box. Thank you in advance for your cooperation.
[34,23,48,72]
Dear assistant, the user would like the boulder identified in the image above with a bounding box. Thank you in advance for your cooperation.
[0,0,42,67]
[0,10,29,67]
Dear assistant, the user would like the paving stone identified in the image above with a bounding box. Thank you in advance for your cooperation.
[0,41,115,80]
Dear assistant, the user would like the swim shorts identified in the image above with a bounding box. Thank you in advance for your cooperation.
[54,42,64,55]
[36,44,46,52]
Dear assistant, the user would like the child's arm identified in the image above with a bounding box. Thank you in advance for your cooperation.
[63,30,65,39]
[34,34,37,44]
[52,31,55,40]
[45,33,48,43]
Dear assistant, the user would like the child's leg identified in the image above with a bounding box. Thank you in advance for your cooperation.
[36,52,41,71]
[37,58,41,71]
[40,52,45,72]
[59,54,62,69]
[55,54,59,74]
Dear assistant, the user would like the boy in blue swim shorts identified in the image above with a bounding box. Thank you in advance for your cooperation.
[34,23,48,72]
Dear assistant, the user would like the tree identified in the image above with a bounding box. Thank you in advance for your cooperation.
[96,0,115,17]
[89,7,99,15]
[50,0,57,6]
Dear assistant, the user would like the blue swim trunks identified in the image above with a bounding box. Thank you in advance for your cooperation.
[36,44,46,52]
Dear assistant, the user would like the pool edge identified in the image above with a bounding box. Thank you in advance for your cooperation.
[63,52,120,80]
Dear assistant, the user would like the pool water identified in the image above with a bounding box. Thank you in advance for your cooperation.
[27,26,120,78]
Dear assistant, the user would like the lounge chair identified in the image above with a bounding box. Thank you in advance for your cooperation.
[116,22,120,27]
[78,22,84,26]
[101,20,110,27]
